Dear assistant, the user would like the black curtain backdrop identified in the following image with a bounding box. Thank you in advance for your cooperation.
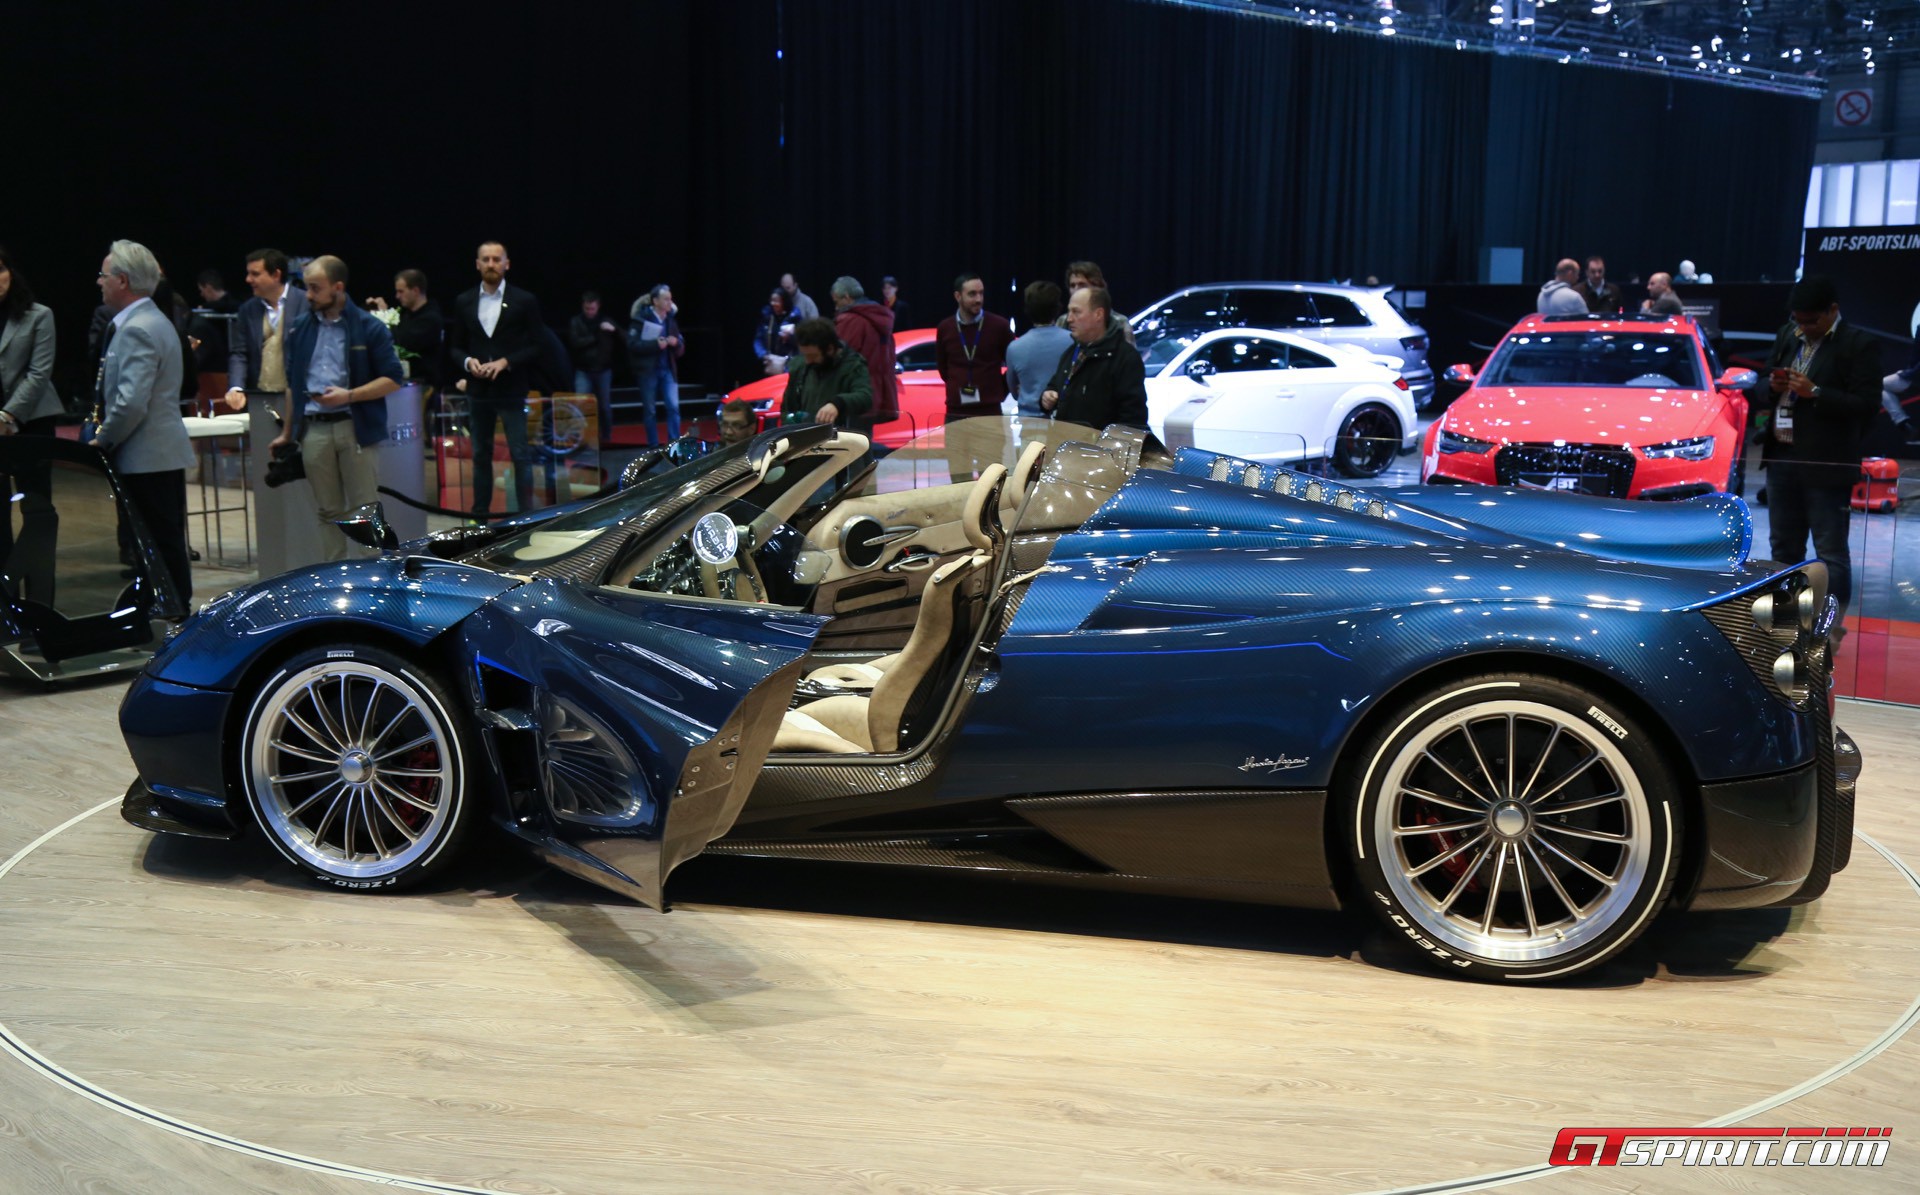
[8,0,1816,399]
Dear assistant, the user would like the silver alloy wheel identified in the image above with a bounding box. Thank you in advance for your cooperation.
[247,660,461,881]
[1373,699,1654,965]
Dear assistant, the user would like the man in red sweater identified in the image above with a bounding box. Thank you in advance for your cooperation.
[830,276,897,427]
[935,272,1015,479]
[935,272,1014,421]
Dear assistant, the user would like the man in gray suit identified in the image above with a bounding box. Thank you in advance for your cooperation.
[93,239,195,605]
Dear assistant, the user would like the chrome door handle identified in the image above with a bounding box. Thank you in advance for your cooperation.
[885,553,937,572]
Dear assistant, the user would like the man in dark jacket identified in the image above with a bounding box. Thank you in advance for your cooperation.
[568,290,619,441]
[1040,286,1147,429]
[371,268,446,393]
[780,318,871,427]
[448,241,545,516]
[627,284,685,447]
[831,275,897,424]
[1577,257,1623,313]
[271,256,404,561]
[1752,275,1881,613]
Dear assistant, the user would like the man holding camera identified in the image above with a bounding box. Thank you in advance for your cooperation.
[273,256,403,562]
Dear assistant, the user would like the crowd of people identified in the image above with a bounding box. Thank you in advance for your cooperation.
[1534,255,1693,316]
[0,239,1156,616]
[3,235,1896,632]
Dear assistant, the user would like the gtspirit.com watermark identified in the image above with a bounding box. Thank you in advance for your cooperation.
[1549,1127,1893,1168]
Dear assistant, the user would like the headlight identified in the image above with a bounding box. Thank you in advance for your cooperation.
[1641,435,1716,460]
[1438,428,1494,454]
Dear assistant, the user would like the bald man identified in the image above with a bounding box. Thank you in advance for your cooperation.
[1538,259,1586,315]
[1642,272,1683,316]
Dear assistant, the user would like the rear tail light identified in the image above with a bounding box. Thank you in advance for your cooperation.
[1399,335,1429,353]
[1393,377,1410,391]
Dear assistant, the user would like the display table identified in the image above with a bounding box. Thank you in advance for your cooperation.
[248,385,429,579]
[180,414,252,569]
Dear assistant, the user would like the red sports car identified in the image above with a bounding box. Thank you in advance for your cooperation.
[728,327,953,448]
[1421,313,1756,500]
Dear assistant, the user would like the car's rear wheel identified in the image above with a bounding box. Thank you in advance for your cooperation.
[1333,404,1401,478]
[242,644,478,891]
[1346,675,1682,981]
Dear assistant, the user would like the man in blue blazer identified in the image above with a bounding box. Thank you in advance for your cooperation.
[92,239,195,605]
[273,256,403,561]
[223,247,308,409]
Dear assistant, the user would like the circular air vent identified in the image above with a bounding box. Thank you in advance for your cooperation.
[839,515,888,570]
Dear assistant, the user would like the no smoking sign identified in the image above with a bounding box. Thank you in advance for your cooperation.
[1834,88,1874,128]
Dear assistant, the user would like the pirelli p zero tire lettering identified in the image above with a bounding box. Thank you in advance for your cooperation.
[241,644,479,892]
[1346,675,1682,981]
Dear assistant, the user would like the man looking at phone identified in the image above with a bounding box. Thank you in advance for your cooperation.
[1753,275,1880,617]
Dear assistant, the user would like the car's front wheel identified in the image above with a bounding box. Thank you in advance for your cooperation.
[1346,674,1682,980]
[241,644,478,891]
[1332,404,1402,478]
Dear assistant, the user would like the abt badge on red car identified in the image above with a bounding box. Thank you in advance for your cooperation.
[1421,313,1756,500]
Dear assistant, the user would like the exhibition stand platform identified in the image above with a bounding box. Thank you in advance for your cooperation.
[0,682,1915,1194]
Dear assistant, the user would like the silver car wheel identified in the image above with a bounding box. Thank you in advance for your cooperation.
[1373,699,1653,966]
[246,660,461,881]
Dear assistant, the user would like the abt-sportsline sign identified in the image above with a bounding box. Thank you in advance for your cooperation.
[1549,1126,1892,1169]
[1804,225,1920,343]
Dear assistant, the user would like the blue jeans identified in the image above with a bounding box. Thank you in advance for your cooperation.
[574,368,612,444]
[635,364,680,446]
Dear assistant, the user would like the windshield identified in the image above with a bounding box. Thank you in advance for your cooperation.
[1479,331,1705,390]
[1140,334,1195,372]
[463,439,752,571]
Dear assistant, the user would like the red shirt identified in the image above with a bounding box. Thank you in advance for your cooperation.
[934,311,1015,415]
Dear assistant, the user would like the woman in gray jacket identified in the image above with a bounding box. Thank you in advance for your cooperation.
[0,246,63,604]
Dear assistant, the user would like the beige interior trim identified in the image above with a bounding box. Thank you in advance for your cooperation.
[772,707,867,754]
[961,464,1008,552]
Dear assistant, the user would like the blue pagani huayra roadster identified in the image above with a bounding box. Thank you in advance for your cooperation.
[120,418,1860,981]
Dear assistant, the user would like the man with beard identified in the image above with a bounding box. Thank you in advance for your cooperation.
[448,241,544,516]
[273,256,404,561]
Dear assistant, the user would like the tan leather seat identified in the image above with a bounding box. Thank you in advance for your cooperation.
[776,464,1006,753]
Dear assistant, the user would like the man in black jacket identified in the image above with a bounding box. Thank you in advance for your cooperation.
[567,290,619,443]
[1039,286,1147,430]
[1752,275,1881,613]
[448,241,544,517]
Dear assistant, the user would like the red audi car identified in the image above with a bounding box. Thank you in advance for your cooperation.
[728,327,953,448]
[1420,313,1756,500]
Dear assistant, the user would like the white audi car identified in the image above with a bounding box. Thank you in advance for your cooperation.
[1143,328,1419,477]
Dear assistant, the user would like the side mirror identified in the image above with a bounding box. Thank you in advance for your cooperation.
[1185,358,1215,382]
[619,448,669,489]
[1717,367,1758,391]
[334,502,398,550]
[1442,363,1476,385]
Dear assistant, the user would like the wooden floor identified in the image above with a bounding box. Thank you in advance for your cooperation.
[0,682,1915,1195]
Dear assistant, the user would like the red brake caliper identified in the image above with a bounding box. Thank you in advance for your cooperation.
[389,745,441,832]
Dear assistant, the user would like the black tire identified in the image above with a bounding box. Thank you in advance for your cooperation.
[1333,404,1402,478]
[1728,446,1747,496]
[1345,674,1683,981]
[240,643,480,891]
